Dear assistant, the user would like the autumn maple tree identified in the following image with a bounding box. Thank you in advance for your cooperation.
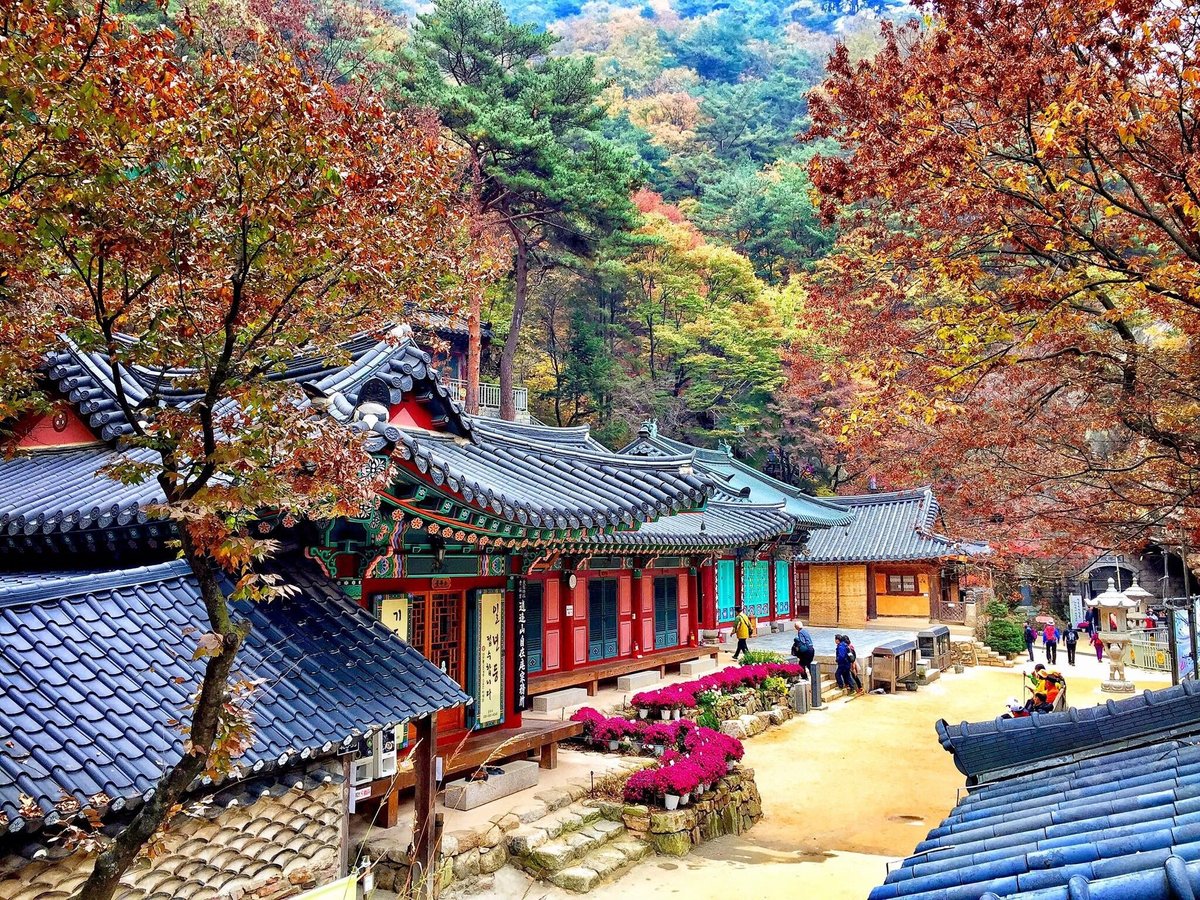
[802,0,1200,555]
[0,2,465,896]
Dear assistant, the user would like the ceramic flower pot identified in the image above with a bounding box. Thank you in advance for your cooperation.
[673,709,682,720]
[608,740,620,751]
[664,794,680,811]
[653,744,664,756]
[660,709,672,721]
[639,708,649,719]
[681,793,691,806]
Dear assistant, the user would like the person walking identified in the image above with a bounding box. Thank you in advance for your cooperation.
[1063,623,1079,665]
[1023,621,1036,662]
[791,620,815,679]
[732,606,753,661]
[1091,629,1105,662]
[1043,622,1059,664]
[835,635,853,691]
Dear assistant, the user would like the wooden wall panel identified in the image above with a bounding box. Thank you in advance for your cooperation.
[808,566,840,626]
[838,565,869,626]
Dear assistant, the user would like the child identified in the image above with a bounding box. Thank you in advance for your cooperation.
[1091,629,1105,662]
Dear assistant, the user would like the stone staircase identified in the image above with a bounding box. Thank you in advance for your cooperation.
[507,800,651,893]
[951,639,1017,668]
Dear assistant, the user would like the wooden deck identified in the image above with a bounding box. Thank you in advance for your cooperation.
[528,645,720,697]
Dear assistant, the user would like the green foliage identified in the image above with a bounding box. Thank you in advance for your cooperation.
[738,649,785,665]
[985,618,1027,656]
[985,599,1014,619]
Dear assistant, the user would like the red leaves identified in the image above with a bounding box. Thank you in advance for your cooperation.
[800,0,1200,555]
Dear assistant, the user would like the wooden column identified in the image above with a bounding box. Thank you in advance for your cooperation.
[412,713,439,900]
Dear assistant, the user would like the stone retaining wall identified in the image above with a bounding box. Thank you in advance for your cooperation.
[621,765,762,857]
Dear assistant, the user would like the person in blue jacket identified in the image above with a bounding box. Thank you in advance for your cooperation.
[835,634,862,693]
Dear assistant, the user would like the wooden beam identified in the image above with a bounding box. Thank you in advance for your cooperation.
[539,741,558,770]
[412,714,439,900]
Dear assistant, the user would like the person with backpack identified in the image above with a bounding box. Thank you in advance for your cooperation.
[732,606,754,661]
[791,620,815,679]
[1023,621,1036,662]
[1042,622,1059,664]
[835,634,864,694]
[1063,623,1080,665]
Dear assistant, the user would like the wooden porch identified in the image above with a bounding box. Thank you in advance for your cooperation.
[357,718,582,828]
[528,645,720,697]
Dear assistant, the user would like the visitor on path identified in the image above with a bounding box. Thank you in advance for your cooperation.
[1063,624,1079,665]
[1043,623,1059,664]
[1024,691,1054,714]
[1091,629,1105,661]
[790,621,815,678]
[835,635,864,694]
[1024,622,1036,661]
[732,606,753,661]
[1002,698,1029,719]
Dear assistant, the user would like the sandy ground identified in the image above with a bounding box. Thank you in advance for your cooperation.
[489,655,1172,900]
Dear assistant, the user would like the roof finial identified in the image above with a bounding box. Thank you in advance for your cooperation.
[639,419,658,438]
[717,439,733,458]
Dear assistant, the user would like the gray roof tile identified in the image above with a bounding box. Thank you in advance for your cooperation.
[0,558,467,827]
[803,487,989,563]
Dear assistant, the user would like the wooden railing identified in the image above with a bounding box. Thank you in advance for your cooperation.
[444,378,528,413]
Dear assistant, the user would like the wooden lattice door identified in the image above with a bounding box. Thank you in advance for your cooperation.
[409,591,466,732]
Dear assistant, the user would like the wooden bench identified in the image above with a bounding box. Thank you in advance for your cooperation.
[528,646,720,697]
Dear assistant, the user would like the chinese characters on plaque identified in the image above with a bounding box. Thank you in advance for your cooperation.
[476,590,504,726]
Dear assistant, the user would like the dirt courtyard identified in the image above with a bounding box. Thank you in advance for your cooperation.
[496,654,1171,900]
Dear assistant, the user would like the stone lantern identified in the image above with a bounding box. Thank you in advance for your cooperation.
[1123,577,1155,628]
[1087,578,1137,692]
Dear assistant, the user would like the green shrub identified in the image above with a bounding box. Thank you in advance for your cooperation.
[985,617,1027,655]
[985,599,1012,619]
[696,709,721,731]
[739,649,785,665]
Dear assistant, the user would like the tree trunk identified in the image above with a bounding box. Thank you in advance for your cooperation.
[76,532,243,900]
[499,232,527,421]
[465,159,484,416]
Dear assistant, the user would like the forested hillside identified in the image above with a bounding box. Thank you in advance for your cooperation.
[378,0,901,486]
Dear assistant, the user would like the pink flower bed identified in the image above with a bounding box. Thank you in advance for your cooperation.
[622,727,744,804]
[570,707,746,804]
[630,663,802,711]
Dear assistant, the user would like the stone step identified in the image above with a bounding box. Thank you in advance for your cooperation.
[507,802,604,857]
[680,656,718,677]
[546,835,651,893]
[532,687,589,713]
[521,819,627,876]
[616,670,660,692]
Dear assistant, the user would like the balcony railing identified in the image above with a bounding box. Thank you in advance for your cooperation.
[445,378,528,417]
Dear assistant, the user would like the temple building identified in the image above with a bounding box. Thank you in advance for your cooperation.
[0,326,987,898]
[620,424,853,634]
[801,487,990,627]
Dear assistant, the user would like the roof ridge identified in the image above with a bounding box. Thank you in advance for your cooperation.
[829,485,934,504]
[0,559,191,608]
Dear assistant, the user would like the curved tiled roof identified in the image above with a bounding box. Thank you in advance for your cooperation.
[935,680,1200,785]
[43,330,470,444]
[621,430,853,530]
[0,558,468,827]
[389,428,714,530]
[569,500,797,552]
[803,487,989,563]
[874,694,1200,899]
[0,446,163,538]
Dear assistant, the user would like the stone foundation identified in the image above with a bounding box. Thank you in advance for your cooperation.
[621,766,762,857]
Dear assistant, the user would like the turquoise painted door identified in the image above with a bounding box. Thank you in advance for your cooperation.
[653,576,679,649]
[525,581,544,674]
[588,579,618,661]
[743,560,770,620]
[775,561,790,618]
[717,560,737,624]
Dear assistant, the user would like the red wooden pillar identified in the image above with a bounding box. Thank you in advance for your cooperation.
[412,713,439,900]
